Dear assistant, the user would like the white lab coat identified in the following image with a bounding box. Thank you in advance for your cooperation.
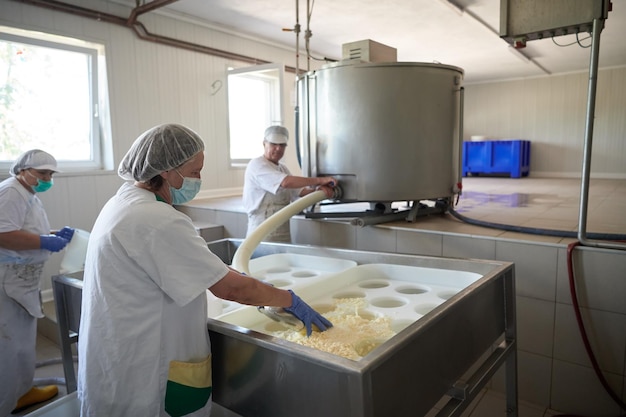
[78,183,229,417]
[242,156,301,242]
[0,176,50,416]
[0,177,51,265]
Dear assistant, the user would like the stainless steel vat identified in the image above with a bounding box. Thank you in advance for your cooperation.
[297,61,464,203]
[207,239,517,417]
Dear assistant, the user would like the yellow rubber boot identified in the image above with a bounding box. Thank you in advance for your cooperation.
[12,385,59,413]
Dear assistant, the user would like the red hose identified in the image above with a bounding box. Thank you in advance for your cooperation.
[555,241,626,417]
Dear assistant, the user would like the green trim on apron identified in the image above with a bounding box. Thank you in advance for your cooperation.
[165,354,212,416]
[164,381,212,417]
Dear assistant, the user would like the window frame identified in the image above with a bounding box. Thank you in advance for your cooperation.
[226,63,284,167]
[0,26,108,173]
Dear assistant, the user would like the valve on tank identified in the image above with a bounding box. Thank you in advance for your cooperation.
[329,184,343,200]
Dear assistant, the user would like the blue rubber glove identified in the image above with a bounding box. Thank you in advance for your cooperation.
[40,235,70,252]
[284,290,333,337]
[55,226,75,241]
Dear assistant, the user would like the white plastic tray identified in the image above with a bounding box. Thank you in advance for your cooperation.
[215,263,483,335]
[207,253,357,317]
[248,253,357,287]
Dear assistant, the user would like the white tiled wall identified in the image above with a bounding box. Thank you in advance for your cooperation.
[551,361,623,416]
[319,221,357,249]
[396,230,444,257]
[516,297,555,357]
[496,241,559,301]
[444,235,497,260]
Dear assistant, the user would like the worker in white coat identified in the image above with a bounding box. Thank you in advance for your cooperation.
[78,123,332,417]
[243,125,337,242]
[0,149,75,415]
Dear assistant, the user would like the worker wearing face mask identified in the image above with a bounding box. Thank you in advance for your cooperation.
[0,149,75,415]
[243,125,337,242]
[78,123,331,417]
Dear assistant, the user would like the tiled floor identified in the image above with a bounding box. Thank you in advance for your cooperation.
[23,176,626,416]
[435,176,626,243]
[187,176,626,245]
[326,176,626,247]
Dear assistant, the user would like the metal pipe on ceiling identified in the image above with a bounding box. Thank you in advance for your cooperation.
[126,0,181,25]
[14,0,297,72]
[16,0,128,25]
[129,19,268,65]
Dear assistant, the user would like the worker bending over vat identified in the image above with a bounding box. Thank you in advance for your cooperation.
[78,124,331,417]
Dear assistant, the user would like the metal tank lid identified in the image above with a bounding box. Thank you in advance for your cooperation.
[316,59,464,76]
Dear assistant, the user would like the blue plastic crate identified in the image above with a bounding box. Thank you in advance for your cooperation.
[462,140,530,178]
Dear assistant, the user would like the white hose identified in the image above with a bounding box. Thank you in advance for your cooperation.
[232,190,328,275]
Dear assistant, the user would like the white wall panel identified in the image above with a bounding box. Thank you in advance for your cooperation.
[464,67,626,178]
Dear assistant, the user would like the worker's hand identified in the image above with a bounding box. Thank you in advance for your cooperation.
[318,176,337,187]
[55,226,75,241]
[284,290,333,337]
[40,235,70,252]
[314,177,338,199]
[317,185,336,199]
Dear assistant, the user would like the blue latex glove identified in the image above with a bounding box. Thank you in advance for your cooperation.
[55,226,75,241]
[40,235,70,252]
[284,290,333,337]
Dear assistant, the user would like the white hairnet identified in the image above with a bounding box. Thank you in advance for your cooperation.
[118,124,205,181]
[9,149,58,176]
[264,125,289,144]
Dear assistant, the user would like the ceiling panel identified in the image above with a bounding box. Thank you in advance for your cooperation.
[127,0,625,83]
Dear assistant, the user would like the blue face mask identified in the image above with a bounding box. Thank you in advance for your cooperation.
[170,170,201,204]
[27,170,54,193]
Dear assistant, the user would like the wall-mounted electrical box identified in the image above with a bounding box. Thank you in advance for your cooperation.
[500,0,611,47]
[341,39,397,63]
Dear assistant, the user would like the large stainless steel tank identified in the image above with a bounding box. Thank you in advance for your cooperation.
[298,61,464,203]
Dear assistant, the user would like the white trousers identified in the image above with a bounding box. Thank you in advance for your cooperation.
[0,263,44,416]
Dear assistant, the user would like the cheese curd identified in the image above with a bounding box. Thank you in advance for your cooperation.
[272,298,396,360]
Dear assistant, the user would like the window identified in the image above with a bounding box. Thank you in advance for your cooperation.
[0,26,111,172]
[227,63,283,166]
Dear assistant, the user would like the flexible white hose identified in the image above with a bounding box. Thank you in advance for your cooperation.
[232,190,328,275]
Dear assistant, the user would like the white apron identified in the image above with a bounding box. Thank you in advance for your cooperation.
[246,188,292,243]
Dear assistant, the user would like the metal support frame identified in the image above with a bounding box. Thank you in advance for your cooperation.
[304,200,448,226]
[51,274,84,393]
[500,1,620,251]
[438,340,517,416]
